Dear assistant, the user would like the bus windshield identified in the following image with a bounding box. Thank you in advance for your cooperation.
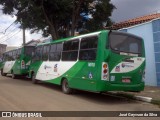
[109,32,142,56]
[24,46,35,57]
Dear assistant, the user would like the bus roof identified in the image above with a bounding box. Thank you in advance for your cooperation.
[37,30,107,46]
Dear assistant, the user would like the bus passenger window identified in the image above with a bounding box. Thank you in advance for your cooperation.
[79,36,98,61]
[42,45,50,61]
[12,50,17,60]
[16,48,22,59]
[62,39,79,61]
[49,43,62,61]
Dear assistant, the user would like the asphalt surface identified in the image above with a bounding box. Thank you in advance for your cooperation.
[0,75,159,120]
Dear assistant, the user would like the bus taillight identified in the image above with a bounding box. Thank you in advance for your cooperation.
[101,62,109,80]
[103,69,108,74]
[21,60,25,69]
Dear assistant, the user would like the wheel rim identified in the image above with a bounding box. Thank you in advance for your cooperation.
[63,80,69,92]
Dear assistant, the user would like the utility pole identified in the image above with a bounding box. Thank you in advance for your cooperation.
[23,27,26,46]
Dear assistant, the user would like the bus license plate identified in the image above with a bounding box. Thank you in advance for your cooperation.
[122,78,131,83]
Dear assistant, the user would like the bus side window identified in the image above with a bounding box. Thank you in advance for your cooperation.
[49,43,62,61]
[8,51,14,61]
[16,48,21,59]
[62,39,79,61]
[42,45,50,61]
[79,36,98,61]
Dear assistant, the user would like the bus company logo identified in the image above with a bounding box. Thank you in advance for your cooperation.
[121,63,134,68]
[115,66,120,72]
[54,64,58,72]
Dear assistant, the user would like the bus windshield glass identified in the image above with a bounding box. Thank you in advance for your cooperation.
[109,32,142,55]
[24,46,35,57]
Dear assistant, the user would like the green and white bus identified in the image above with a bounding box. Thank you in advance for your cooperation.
[0,46,35,78]
[29,30,145,94]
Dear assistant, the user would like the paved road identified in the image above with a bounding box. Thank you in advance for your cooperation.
[0,75,159,120]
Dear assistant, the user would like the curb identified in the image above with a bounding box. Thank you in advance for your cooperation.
[106,92,155,103]
[134,96,152,103]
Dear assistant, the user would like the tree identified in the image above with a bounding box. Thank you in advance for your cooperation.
[0,0,115,40]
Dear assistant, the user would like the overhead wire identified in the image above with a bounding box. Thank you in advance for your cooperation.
[0,30,21,44]
[0,27,20,41]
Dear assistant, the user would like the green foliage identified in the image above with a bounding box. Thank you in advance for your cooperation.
[0,0,115,39]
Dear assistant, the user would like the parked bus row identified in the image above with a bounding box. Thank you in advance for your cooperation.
[0,46,35,78]
[0,30,146,94]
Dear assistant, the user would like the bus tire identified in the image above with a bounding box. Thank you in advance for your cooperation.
[62,79,73,94]
[1,69,6,76]
[11,71,16,79]
[32,73,38,84]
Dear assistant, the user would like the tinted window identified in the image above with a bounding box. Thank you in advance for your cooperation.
[57,44,63,51]
[2,53,7,61]
[62,51,78,61]
[80,37,98,49]
[8,51,13,61]
[62,40,79,61]
[49,43,62,61]
[42,45,50,61]
[24,46,35,57]
[16,48,22,58]
[63,40,79,51]
[50,44,56,52]
[79,36,98,61]
[12,50,17,60]
[109,32,142,55]
[33,46,43,61]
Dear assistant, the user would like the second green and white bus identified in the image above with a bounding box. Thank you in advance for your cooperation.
[29,30,145,94]
[0,46,35,78]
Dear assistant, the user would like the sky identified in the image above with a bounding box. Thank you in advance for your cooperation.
[0,5,42,47]
[111,0,160,22]
[0,0,160,46]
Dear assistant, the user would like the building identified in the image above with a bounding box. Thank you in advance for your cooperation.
[110,13,160,86]
[0,44,7,59]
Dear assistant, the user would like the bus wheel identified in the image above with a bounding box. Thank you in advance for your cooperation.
[32,73,38,84]
[1,69,6,76]
[62,79,73,94]
[11,71,16,79]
